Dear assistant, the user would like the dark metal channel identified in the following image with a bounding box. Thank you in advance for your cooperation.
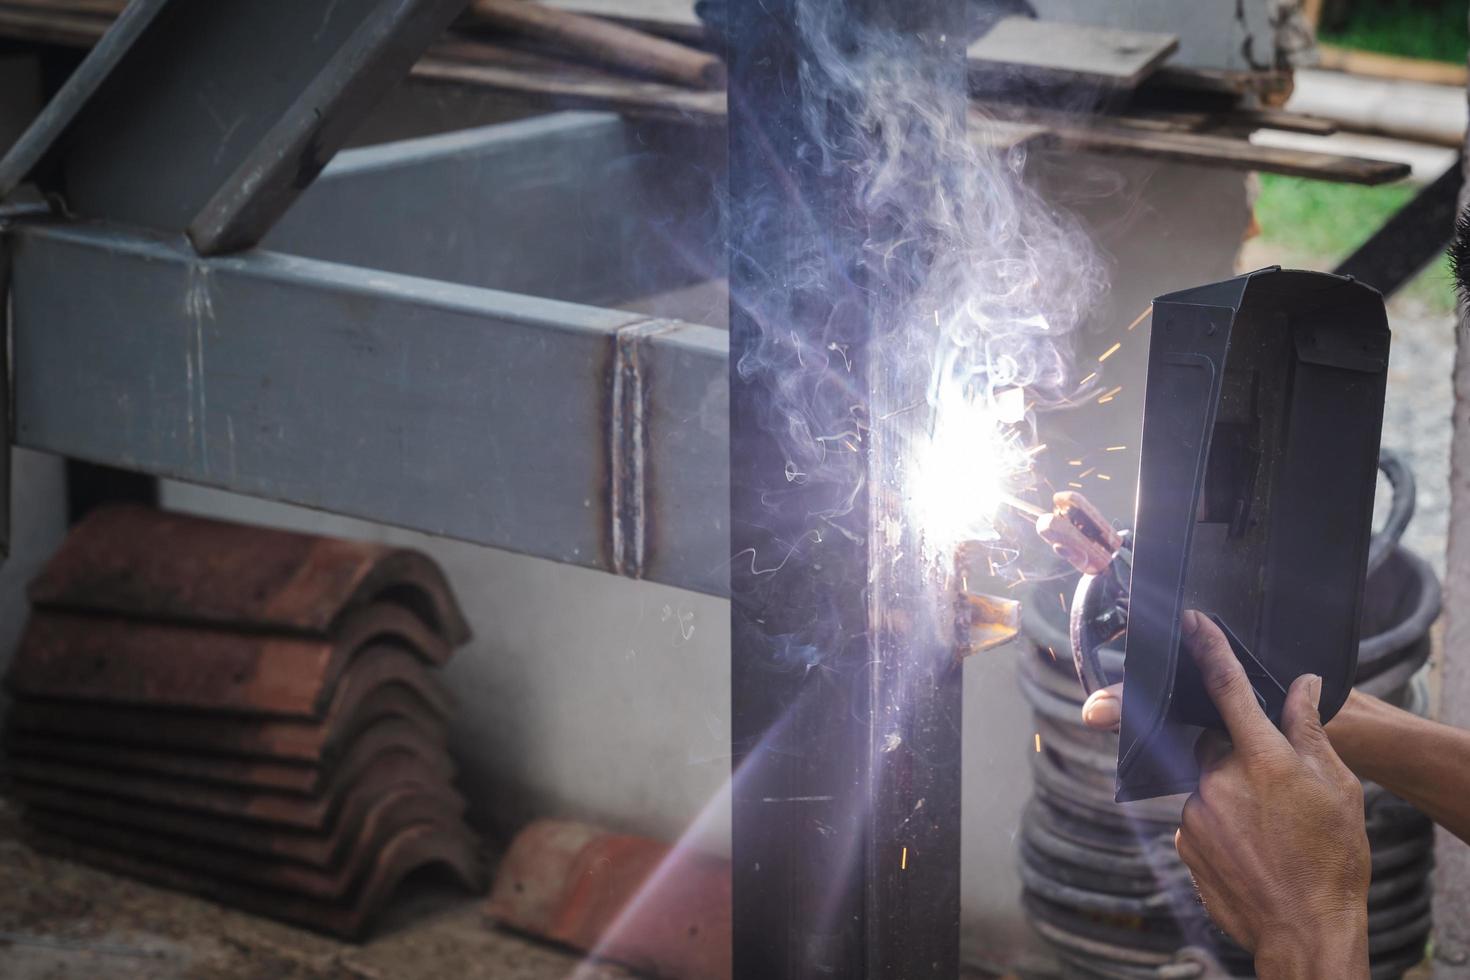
[1334,154,1464,298]
[727,1,966,977]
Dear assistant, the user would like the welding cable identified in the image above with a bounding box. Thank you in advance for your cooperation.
[1022,806,1183,879]
[1068,547,1131,697]
[1019,841,1165,898]
[1368,449,1415,575]
[1355,546,1440,683]
[1018,862,1182,918]
[1027,796,1173,856]
[1020,890,1214,957]
[1028,916,1177,971]
[1355,642,1432,701]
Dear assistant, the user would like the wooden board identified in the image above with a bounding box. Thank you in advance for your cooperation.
[1044,121,1410,185]
[968,16,1178,87]
[1316,43,1469,88]
[539,0,702,42]
[422,40,725,124]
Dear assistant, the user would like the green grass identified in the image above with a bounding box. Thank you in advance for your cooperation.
[1318,0,1469,63]
[1254,174,1458,313]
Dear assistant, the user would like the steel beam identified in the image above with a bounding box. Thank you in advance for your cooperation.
[265,112,721,308]
[1334,154,1464,297]
[727,2,966,977]
[8,221,728,596]
[0,0,470,255]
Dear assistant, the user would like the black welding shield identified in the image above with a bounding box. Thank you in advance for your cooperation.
[1116,267,1390,802]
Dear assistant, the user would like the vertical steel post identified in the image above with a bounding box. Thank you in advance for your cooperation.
[727,1,966,976]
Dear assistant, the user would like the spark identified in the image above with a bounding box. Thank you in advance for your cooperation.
[1077,467,1095,478]
[1098,342,1122,362]
[1126,306,1152,331]
[1078,371,1098,387]
[1105,445,1126,452]
[878,401,923,421]
[933,310,940,327]
[1025,443,1048,457]
[1068,482,1083,488]
[1097,474,1112,481]
[901,846,908,870]
[1097,385,1123,404]
[1067,459,1083,466]
[1034,733,1042,753]
[1057,592,1067,613]
[1045,646,1057,662]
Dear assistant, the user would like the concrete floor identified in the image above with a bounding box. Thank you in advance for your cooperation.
[0,798,1015,980]
[0,799,636,980]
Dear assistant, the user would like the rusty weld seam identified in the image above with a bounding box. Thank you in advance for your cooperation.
[611,319,677,579]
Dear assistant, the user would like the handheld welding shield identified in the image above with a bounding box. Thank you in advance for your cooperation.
[1116,267,1390,802]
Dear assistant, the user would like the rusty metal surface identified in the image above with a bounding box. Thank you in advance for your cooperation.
[27,505,470,643]
[6,674,450,764]
[6,610,452,717]
[28,821,486,940]
[13,781,467,869]
[5,716,449,795]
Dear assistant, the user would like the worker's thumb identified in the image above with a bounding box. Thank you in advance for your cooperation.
[1282,673,1330,760]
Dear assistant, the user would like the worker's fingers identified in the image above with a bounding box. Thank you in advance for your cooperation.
[1181,610,1282,753]
[1194,729,1233,772]
[1082,684,1122,730]
[1281,673,1332,761]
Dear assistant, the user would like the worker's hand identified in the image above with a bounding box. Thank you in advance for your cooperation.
[1175,610,1370,978]
[1081,682,1122,730]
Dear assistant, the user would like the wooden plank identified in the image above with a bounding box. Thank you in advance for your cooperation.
[1131,107,1338,137]
[1209,107,1338,136]
[0,7,108,46]
[968,16,1178,88]
[420,41,725,124]
[464,0,724,90]
[0,0,124,13]
[1146,65,1295,101]
[1044,120,1410,184]
[539,0,702,42]
[0,0,166,197]
[1317,43,1468,88]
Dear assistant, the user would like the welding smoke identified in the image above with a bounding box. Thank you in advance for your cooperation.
[728,0,1108,597]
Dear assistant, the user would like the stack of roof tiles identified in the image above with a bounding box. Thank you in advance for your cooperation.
[2,505,484,939]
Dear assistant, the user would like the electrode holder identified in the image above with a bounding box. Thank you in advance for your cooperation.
[1117,268,1389,802]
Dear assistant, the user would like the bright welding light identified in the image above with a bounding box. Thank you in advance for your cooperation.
[909,371,1035,561]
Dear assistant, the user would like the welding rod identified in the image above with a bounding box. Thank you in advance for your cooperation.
[465,0,727,90]
[998,493,1048,520]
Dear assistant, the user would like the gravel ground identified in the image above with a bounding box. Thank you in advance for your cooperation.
[1378,291,1454,580]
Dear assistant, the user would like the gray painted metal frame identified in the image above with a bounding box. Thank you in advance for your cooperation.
[265,112,722,308]
[0,0,470,255]
[0,0,169,198]
[8,221,729,595]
